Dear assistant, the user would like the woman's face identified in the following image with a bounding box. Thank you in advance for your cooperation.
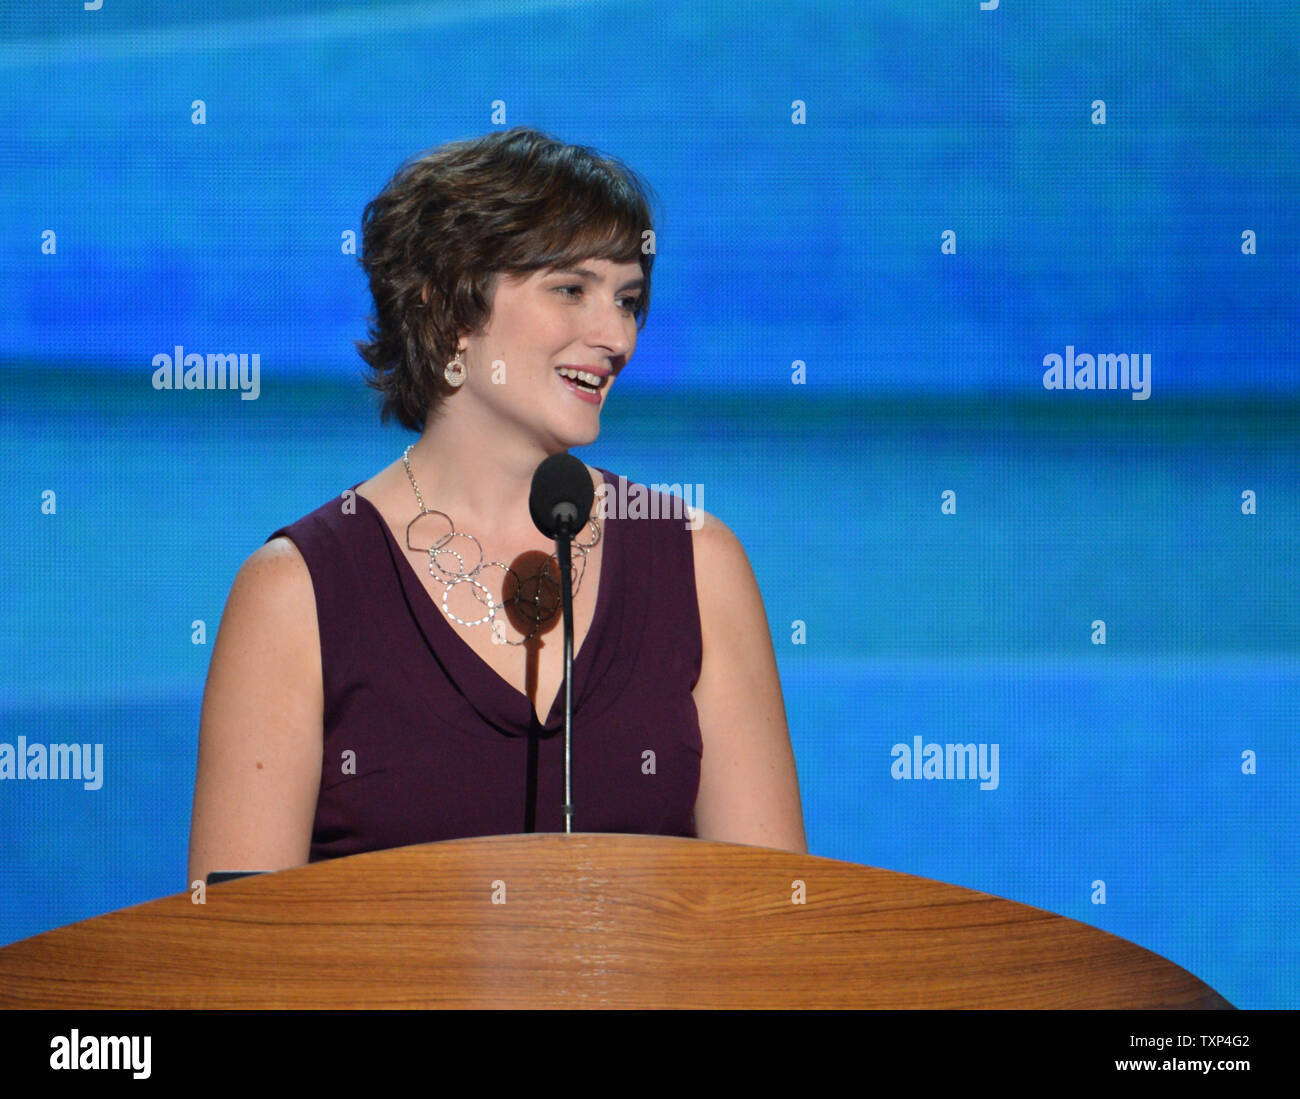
[457,256,644,450]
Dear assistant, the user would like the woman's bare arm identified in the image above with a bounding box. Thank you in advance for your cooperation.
[186,536,324,888]
[690,511,807,853]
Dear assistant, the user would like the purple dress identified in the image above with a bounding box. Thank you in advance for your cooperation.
[267,468,703,860]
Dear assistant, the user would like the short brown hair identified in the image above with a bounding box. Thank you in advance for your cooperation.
[356,127,659,432]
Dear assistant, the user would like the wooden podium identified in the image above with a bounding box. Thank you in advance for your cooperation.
[0,834,1230,1009]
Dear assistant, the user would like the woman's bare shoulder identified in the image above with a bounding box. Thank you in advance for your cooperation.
[219,536,317,635]
[238,535,311,586]
[689,507,748,574]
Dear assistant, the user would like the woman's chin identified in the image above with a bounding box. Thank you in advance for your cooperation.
[568,424,601,449]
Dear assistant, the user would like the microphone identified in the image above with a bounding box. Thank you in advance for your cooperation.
[529,453,595,834]
[529,452,595,539]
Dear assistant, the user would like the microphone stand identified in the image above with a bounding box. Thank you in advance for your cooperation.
[555,523,576,834]
[530,452,592,836]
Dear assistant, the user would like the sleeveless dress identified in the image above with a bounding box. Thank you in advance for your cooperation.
[267,468,703,860]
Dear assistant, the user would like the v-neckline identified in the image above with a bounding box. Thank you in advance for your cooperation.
[352,469,617,731]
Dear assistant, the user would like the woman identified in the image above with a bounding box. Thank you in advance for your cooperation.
[187,128,806,886]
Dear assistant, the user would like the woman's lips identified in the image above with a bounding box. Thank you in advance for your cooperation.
[556,369,603,404]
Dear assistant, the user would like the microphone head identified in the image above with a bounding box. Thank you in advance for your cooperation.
[530,452,595,539]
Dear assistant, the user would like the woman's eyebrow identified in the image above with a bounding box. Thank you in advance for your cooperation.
[554,266,645,292]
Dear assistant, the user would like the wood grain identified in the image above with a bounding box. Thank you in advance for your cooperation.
[0,834,1232,1009]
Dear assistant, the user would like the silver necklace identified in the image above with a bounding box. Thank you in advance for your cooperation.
[401,445,601,645]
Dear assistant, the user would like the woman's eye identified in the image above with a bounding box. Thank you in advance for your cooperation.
[555,285,639,312]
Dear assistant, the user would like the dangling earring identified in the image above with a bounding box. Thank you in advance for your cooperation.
[444,350,467,388]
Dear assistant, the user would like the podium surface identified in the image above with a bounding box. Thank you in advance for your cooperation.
[0,834,1231,1009]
